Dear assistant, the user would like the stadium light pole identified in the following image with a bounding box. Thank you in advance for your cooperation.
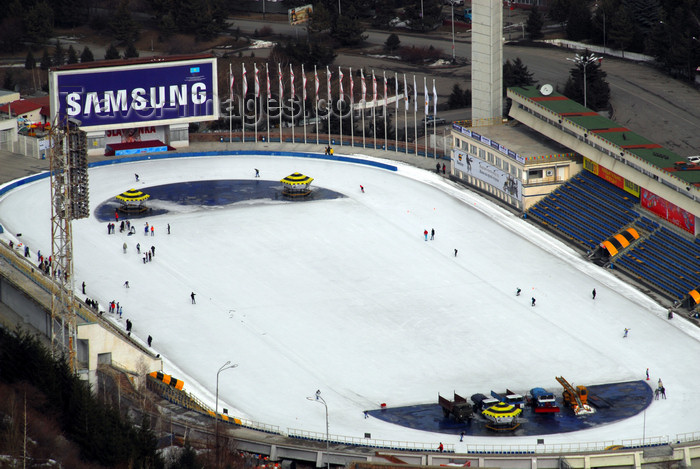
[215,361,238,468]
[566,53,600,109]
[307,390,330,469]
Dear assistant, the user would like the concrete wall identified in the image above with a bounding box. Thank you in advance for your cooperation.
[471,0,503,120]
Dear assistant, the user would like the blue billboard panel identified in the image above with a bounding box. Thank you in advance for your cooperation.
[51,58,218,131]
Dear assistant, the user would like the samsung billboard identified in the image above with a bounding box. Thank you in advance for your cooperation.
[50,56,219,131]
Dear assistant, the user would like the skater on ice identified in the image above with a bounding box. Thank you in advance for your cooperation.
[454,249,458,257]
[124,280,130,288]
[167,223,171,234]
[592,288,596,299]
[255,168,260,177]
[531,297,536,306]
[360,185,364,193]
[424,230,428,241]
[430,228,435,240]
[191,292,196,304]
[516,288,521,296]
[135,173,139,181]
[623,328,630,338]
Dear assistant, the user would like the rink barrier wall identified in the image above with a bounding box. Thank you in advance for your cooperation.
[0,150,397,200]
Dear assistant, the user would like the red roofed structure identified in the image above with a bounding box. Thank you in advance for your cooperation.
[0,96,50,124]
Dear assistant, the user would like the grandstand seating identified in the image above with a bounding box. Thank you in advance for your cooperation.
[527,170,700,304]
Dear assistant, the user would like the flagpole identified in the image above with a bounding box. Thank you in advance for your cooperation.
[339,66,343,148]
[394,71,398,153]
[290,64,295,144]
[433,78,437,160]
[242,63,246,144]
[372,70,376,150]
[254,64,258,144]
[361,69,365,148]
[349,67,354,148]
[315,65,319,145]
[383,71,387,151]
[403,73,408,155]
[229,63,232,149]
[326,66,331,147]
[302,64,307,144]
[278,63,283,144]
[266,63,270,144]
[413,74,417,156]
[424,76,428,158]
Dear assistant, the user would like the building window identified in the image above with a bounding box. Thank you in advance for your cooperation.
[470,144,477,155]
[479,148,486,159]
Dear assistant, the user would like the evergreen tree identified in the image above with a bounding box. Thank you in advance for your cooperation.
[563,53,610,111]
[384,33,401,52]
[565,1,592,41]
[40,48,51,70]
[332,15,368,47]
[608,4,634,52]
[0,16,24,54]
[175,437,202,468]
[525,6,544,40]
[159,12,177,39]
[124,41,140,58]
[25,50,36,70]
[80,46,95,62]
[24,0,54,43]
[53,39,65,66]
[66,45,78,64]
[308,3,333,35]
[548,0,572,26]
[110,0,139,44]
[105,43,121,60]
[503,58,535,94]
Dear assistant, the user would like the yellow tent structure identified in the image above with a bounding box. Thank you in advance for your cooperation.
[116,188,150,212]
[280,173,314,197]
[482,401,522,431]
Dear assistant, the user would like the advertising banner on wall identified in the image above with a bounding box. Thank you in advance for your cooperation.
[454,148,522,201]
[289,4,313,25]
[641,188,695,234]
[104,126,166,144]
[50,57,218,132]
[583,157,640,198]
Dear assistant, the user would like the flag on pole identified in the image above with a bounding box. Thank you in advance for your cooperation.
[349,67,354,105]
[242,64,247,97]
[403,74,409,111]
[229,63,234,100]
[339,67,344,100]
[314,65,319,101]
[326,66,331,102]
[254,64,260,97]
[302,64,307,101]
[372,70,377,104]
[383,71,388,107]
[433,80,438,117]
[290,64,295,98]
[413,75,417,113]
[266,63,271,98]
[360,69,366,103]
[278,63,283,104]
[424,77,429,115]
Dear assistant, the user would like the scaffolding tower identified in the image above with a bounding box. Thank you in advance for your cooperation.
[49,117,89,371]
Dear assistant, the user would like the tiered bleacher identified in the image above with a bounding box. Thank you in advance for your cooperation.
[528,170,639,251]
[527,171,700,307]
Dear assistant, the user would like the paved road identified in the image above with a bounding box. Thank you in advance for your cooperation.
[232,14,700,156]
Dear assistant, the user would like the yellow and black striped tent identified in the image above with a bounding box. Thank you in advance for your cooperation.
[280,172,314,197]
[149,371,184,390]
[600,228,640,257]
[116,188,150,203]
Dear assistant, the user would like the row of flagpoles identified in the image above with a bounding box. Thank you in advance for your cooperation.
[228,62,441,159]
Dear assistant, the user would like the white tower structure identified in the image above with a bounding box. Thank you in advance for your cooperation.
[471,0,503,121]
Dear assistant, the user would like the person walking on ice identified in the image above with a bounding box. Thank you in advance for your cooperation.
[360,185,364,193]
[124,280,129,288]
[454,248,458,257]
[531,297,536,306]
[592,288,596,299]
[135,173,139,181]
[191,292,196,304]
[516,288,521,296]
[122,242,127,253]
[430,228,435,240]
[424,229,428,241]
[623,328,630,338]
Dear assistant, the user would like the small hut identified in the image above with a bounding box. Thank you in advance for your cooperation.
[116,188,150,213]
[482,401,522,432]
[280,172,314,197]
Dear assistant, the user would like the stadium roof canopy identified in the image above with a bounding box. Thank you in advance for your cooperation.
[509,86,700,186]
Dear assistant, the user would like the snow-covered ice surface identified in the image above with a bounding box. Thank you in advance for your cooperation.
[1,153,698,447]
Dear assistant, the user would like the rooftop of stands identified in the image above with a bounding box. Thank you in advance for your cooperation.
[509,86,700,187]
